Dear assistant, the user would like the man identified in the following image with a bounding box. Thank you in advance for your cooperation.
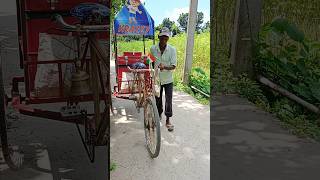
[150,27,177,132]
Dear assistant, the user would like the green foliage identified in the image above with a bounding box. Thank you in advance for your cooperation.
[212,47,237,94]
[255,17,320,139]
[171,23,182,36]
[110,162,117,171]
[203,21,210,32]
[111,0,127,20]
[272,98,320,140]
[213,0,320,140]
[162,18,175,30]
[257,17,320,106]
[235,75,268,107]
[155,18,182,37]
[177,12,205,33]
[177,13,188,32]
[190,67,210,96]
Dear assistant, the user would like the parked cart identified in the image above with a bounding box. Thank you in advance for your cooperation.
[0,0,111,169]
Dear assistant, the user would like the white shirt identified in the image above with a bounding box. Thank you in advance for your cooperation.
[150,44,177,85]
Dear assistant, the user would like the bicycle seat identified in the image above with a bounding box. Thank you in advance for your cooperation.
[70,3,110,21]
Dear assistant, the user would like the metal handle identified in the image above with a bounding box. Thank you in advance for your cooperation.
[127,66,152,73]
[54,14,109,32]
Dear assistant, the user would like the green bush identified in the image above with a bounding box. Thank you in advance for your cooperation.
[256,17,320,105]
[255,17,320,140]
[189,67,210,96]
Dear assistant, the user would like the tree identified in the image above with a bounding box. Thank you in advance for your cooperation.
[112,0,127,20]
[196,12,204,32]
[171,23,182,36]
[162,18,175,31]
[156,18,181,36]
[178,12,204,33]
[155,24,162,32]
[203,21,210,31]
[177,13,188,32]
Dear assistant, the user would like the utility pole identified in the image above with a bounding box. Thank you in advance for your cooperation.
[230,0,262,78]
[183,0,198,84]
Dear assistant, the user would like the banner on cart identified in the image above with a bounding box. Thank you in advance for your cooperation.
[114,0,154,36]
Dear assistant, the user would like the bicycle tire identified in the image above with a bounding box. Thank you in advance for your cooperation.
[0,57,23,170]
[143,96,161,158]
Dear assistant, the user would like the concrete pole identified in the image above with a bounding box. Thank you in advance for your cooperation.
[183,0,198,84]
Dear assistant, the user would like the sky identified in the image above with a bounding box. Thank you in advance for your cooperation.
[142,0,210,26]
[0,0,210,26]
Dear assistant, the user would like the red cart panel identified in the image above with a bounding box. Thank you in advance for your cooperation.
[16,0,111,103]
[115,54,151,94]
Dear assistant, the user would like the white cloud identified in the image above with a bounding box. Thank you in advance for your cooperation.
[202,9,210,24]
[165,7,189,23]
[164,7,209,26]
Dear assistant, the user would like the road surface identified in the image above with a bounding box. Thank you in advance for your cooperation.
[109,60,210,180]
[212,95,320,180]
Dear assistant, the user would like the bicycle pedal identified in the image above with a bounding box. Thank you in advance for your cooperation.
[128,95,137,100]
[60,105,82,117]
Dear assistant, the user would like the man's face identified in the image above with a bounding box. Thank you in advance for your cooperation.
[159,35,169,46]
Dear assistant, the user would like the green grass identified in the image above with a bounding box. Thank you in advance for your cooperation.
[114,32,210,104]
[110,162,117,172]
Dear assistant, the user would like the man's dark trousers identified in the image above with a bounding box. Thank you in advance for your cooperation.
[155,83,173,118]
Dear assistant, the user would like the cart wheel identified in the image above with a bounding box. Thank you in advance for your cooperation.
[143,96,161,158]
[0,60,24,170]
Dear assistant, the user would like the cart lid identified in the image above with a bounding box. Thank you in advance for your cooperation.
[114,0,154,36]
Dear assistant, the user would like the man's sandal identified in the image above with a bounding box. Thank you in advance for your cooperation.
[166,123,174,132]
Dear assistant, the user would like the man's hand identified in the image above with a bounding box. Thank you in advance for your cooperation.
[159,63,165,71]
[159,63,175,71]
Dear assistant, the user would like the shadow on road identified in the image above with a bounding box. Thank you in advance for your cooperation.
[212,95,320,180]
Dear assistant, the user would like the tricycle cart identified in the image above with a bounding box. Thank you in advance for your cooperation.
[112,1,161,158]
[0,0,111,170]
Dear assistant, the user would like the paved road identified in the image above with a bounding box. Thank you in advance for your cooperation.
[212,95,320,180]
[0,15,108,180]
[109,60,210,180]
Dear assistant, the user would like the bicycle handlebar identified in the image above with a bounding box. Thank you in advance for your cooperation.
[127,66,153,73]
[54,14,109,32]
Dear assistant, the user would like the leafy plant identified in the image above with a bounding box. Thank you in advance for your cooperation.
[110,162,117,171]
[256,17,320,106]
[213,0,320,140]
[190,67,210,96]
[236,75,269,106]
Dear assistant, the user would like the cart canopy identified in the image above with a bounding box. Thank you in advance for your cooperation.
[114,0,154,36]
